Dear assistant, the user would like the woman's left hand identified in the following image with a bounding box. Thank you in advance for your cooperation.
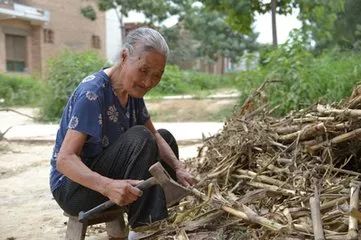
[175,167,197,187]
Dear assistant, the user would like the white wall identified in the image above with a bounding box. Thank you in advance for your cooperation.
[105,9,122,64]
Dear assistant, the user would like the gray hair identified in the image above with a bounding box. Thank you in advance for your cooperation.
[123,27,169,59]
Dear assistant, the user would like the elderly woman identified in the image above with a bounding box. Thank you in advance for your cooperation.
[49,27,195,231]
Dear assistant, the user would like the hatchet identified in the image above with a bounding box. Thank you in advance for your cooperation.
[78,162,190,222]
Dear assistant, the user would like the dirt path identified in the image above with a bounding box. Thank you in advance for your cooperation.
[0,141,204,240]
[147,98,237,122]
[0,142,70,240]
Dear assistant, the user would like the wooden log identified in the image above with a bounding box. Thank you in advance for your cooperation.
[347,182,360,240]
[309,187,325,240]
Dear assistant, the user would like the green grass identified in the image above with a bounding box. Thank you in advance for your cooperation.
[148,65,238,97]
[0,73,45,107]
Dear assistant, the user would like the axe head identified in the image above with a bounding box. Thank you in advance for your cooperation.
[149,162,191,207]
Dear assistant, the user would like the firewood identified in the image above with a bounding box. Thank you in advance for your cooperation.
[347,182,360,240]
[309,186,325,240]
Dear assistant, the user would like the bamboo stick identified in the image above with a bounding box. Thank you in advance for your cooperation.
[236,169,290,188]
[269,140,288,149]
[317,104,361,117]
[264,163,290,174]
[247,181,306,196]
[277,158,293,165]
[238,79,270,116]
[309,186,325,240]
[293,223,313,233]
[176,229,190,240]
[347,95,361,108]
[292,116,334,123]
[309,128,361,152]
[222,205,285,231]
[316,165,361,177]
[274,125,302,134]
[334,122,351,130]
[320,196,349,211]
[347,182,360,240]
[325,235,349,240]
[350,208,361,222]
[278,123,325,143]
[302,139,320,146]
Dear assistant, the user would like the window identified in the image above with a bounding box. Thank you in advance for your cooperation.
[5,34,26,72]
[43,29,54,43]
[91,35,101,49]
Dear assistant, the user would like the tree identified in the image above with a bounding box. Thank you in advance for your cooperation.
[297,0,345,51]
[202,0,346,50]
[160,25,199,67]
[332,0,361,49]
[182,5,258,63]
[82,0,258,70]
[81,0,187,41]
[202,0,295,46]
[271,0,278,46]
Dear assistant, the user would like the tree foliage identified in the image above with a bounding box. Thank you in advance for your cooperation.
[202,0,294,33]
[333,0,361,49]
[297,0,345,50]
[181,5,258,62]
[82,0,187,24]
[202,0,347,50]
[83,0,258,65]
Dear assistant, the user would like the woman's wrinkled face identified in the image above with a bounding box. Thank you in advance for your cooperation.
[122,47,166,98]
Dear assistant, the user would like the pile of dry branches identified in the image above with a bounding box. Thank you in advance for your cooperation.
[141,84,361,239]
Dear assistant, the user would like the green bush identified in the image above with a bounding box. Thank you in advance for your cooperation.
[151,65,187,95]
[0,74,44,106]
[236,39,361,115]
[150,64,237,96]
[40,50,106,121]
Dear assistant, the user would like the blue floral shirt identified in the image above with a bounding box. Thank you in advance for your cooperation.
[50,70,150,192]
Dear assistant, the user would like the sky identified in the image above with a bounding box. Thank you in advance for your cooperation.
[106,8,302,62]
[123,10,302,45]
[254,10,302,44]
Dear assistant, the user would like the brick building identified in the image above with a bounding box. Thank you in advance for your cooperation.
[0,0,106,75]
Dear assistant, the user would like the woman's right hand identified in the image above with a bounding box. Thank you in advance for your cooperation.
[103,179,143,206]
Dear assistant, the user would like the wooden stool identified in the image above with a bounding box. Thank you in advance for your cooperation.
[64,208,128,240]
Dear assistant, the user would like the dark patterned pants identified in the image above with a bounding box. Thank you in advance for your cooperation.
[52,126,178,228]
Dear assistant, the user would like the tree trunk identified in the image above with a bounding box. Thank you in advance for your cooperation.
[271,0,278,46]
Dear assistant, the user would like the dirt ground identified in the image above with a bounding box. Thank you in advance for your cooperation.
[0,98,235,240]
[147,98,238,122]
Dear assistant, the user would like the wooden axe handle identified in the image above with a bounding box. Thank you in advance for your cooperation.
[78,177,157,222]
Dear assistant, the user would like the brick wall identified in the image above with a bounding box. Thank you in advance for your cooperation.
[31,25,42,73]
[0,0,106,75]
